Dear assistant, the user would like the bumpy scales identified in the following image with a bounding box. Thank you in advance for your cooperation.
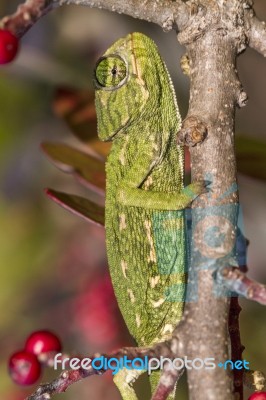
[94,32,204,399]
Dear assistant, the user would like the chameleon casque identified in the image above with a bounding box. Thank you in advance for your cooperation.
[94,32,205,399]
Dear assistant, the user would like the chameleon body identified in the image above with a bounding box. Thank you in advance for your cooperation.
[94,32,204,399]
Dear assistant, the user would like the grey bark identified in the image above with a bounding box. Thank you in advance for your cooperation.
[175,3,245,399]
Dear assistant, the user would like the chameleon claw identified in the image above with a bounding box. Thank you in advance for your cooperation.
[185,180,211,199]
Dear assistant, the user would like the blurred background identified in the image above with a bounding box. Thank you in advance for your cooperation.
[0,1,266,399]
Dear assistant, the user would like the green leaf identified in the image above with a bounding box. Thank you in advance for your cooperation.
[42,142,106,194]
[45,189,104,226]
[236,136,266,181]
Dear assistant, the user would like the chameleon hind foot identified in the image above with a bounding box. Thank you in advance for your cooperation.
[113,368,144,400]
[149,370,176,400]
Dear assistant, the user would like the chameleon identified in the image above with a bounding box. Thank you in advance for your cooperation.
[94,32,205,399]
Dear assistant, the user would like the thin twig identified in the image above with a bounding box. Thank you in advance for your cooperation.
[229,297,245,400]
[247,13,266,57]
[151,365,184,400]
[26,367,102,400]
[0,0,53,37]
[220,267,266,305]
[25,341,179,400]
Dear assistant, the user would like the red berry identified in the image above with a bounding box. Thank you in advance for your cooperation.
[8,351,41,386]
[0,29,19,64]
[25,330,62,355]
[248,392,266,400]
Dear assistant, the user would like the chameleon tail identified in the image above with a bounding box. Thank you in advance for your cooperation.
[113,368,176,399]
[113,368,144,400]
[149,371,176,400]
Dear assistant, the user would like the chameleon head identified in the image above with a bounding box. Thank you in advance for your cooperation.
[94,32,169,141]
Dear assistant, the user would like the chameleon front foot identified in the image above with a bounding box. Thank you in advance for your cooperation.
[179,180,210,208]
[113,368,144,400]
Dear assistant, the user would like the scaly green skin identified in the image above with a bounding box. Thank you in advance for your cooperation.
[94,32,204,399]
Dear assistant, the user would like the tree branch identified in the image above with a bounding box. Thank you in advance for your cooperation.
[247,13,266,57]
[0,0,53,38]
[174,1,248,399]
[229,297,244,400]
[151,365,184,400]
[219,267,266,305]
[57,0,188,31]
[0,0,189,38]
[26,341,180,400]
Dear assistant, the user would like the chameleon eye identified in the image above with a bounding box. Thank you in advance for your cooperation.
[94,55,128,90]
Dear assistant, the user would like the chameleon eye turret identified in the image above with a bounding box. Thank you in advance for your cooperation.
[94,55,128,90]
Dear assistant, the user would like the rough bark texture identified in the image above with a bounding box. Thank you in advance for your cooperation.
[0,0,188,37]
[176,4,243,397]
[179,23,266,400]
[1,1,266,400]
[55,0,188,31]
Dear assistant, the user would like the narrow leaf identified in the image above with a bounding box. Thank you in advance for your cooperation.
[42,142,106,194]
[45,189,104,226]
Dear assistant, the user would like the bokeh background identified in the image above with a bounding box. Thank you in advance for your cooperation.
[0,1,266,399]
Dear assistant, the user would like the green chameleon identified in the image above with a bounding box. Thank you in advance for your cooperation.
[94,32,205,399]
